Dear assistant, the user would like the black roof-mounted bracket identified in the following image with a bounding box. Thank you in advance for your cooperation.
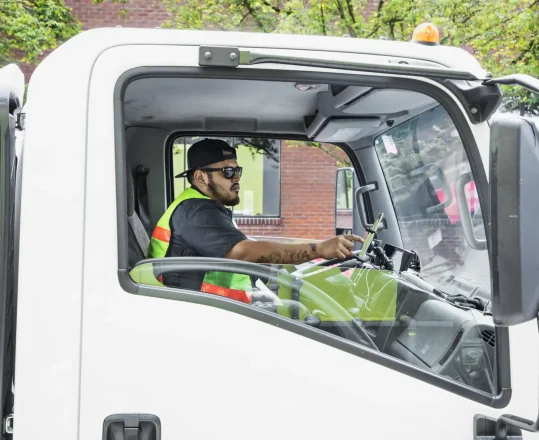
[198,46,482,81]
[199,46,243,67]
[484,74,539,95]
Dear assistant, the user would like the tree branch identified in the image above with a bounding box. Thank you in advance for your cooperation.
[364,0,384,38]
[240,0,270,31]
[377,0,385,15]
[441,34,452,44]
[388,18,396,40]
[320,2,327,36]
[334,0,356,37]
[512,39,537,65]
[471,5,532,47]
[345,0,356,24]
[239,11,250,24]
[262,0,293,16]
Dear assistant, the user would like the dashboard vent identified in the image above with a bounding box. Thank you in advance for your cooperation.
[480,330,495,347]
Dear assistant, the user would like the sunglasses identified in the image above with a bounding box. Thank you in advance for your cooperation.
[199,166,243,179]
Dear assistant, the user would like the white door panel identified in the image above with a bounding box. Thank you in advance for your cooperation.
[78,291,497,439]
[80,43,539,440]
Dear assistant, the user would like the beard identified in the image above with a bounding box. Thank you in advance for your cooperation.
[207,176,240,206]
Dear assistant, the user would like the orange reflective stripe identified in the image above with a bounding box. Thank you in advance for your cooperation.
[152,225,171,243]
[201,282,251,304]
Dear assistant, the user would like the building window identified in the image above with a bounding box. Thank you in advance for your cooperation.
[172,136,281,217]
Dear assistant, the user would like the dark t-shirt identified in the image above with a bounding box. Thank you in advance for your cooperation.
[162,194,248,290]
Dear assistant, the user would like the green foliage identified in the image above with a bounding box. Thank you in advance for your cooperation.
[156,0,539,113]
[0,0,81,65]
[158,0,537,72]
[90,0,539,114]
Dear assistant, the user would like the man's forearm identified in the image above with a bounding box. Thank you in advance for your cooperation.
[226,240,319,264]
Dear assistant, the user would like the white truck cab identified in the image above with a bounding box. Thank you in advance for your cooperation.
[2,26,539,440]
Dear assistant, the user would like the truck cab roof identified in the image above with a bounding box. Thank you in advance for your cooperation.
[30,27,487,85]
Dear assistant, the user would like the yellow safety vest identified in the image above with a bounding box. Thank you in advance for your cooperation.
[148,187,253,303]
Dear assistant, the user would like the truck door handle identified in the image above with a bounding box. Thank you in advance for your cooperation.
[103,414,161,440]
[456,172,487,250]
[355,182,386,232]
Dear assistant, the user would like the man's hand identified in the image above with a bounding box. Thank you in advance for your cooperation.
[317,234,364,260]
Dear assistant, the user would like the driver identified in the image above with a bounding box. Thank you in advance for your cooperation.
[148,138,364,302]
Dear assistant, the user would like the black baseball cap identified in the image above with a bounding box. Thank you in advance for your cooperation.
[175,138,237,178]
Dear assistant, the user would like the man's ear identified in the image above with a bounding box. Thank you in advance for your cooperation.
[194,170,205,185]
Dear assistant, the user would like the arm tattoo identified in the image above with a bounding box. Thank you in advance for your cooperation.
[256,245,317,265]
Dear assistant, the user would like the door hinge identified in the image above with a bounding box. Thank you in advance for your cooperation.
[4,413,13,435]
[4,381,14,435]
[15,112,25,131]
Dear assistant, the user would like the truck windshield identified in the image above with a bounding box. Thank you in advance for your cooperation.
[374,105,490,299]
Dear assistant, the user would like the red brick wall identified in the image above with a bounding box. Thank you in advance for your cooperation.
[237,142,347,240]
[67,0,169,29]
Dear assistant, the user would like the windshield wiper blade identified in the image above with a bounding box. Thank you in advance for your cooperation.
[442,293,486,311]
[400,270,486,311]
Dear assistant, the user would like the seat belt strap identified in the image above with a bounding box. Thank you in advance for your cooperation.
[128,214,150,259]
[134,165,152,237]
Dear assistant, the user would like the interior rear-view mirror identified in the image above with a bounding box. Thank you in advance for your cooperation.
[490,116,539,326]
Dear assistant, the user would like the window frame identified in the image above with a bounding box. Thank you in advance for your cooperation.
[0,88,19,429]
[115,66,511,409]
[165,134,283,218]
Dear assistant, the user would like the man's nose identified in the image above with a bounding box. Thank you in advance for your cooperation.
[232,169,241,181]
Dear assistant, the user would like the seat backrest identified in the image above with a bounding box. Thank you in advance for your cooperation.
[127,163,150,268]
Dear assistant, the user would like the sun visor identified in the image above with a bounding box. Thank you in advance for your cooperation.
[313,118,382,142]
[305,90,382,142]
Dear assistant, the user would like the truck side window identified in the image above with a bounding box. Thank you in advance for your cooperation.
[129,131,498,399]
[170,136,351,239]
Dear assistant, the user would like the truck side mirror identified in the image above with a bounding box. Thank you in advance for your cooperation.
[490,116,539,326]
[335,167,354,235]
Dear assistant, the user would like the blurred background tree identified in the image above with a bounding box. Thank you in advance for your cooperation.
[156,0,539,115]
[35,0,539,115]
[0,0,80,66]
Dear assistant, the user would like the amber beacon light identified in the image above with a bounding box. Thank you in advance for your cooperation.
[411,22,440,45]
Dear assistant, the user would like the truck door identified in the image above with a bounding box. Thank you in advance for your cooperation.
[0,64,24,439]
[76,41,539,440]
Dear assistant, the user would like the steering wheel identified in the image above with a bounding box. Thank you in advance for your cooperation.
[150,257,380,352]
[311,250,364,268]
